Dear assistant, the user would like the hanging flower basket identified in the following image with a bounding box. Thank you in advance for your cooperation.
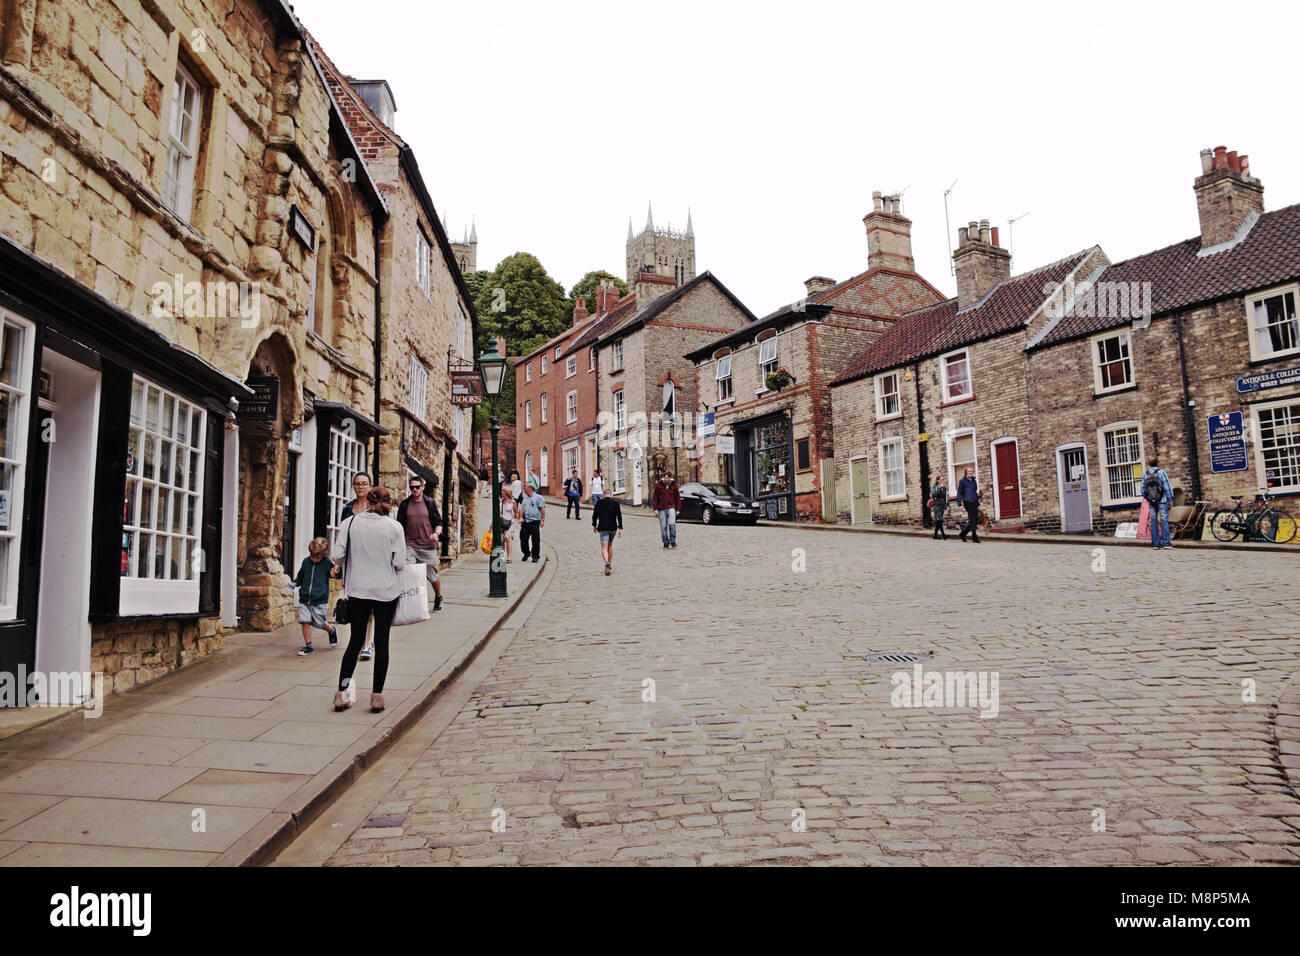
[765,367,794,391]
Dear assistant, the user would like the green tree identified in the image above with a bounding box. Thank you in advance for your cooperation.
[564,270,628,320]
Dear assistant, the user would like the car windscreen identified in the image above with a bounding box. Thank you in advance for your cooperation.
[701,483,740,497]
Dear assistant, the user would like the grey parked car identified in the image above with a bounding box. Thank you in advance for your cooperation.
[677,482,761,525]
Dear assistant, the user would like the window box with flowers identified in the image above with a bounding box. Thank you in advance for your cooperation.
[765,367,794,392]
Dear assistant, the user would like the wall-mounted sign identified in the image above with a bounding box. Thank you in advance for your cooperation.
[238,375,279,420]
[1208,411,1248,473]
[290,205,316,250]
[1237,365,1300,393]
[716,435,735,454]
[450,369,483,406]
[698,411,715,439]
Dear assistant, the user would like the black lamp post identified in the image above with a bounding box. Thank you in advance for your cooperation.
[478,343,508,598]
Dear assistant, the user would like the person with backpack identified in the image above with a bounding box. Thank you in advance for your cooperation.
[564,469,584,519]
[957,467,981,543]
[1142,455,1175,549]
[929,476,950,540]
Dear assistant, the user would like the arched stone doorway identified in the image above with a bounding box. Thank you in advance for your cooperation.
[237,332,300,630]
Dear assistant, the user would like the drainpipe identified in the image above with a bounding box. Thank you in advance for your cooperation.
[914,360,931,528]
[1172,311,1203,500]
[372,219,383,480]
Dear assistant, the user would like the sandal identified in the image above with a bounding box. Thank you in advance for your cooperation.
[333,690,351,712]
[370,693,385,713]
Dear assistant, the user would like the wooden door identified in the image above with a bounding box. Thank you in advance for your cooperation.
[993,440,1021,519]
[1059,446,1091,532]
[850,457,871,525]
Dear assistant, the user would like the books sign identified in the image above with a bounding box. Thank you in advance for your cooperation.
[450,369,483,406]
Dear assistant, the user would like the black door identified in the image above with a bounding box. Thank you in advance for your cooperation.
[280,451,297,572]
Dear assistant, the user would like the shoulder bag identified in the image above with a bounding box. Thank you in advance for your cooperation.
[334,514,354,625]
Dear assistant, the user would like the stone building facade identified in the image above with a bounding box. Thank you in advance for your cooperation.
[308,35,480,560]
[689,194,943,521]
[0,0,477,707]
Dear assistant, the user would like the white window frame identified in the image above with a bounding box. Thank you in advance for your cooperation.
[163,63,203,220]
[613,389,626,432]
[525,450,533,478]
[540,392,548,424]
[525,362,532,383]
[758,334,778,377]
[589,348,596,372]
[1246,284,1300,362]
[662,380,675,417]
[408,354,428,415]
[940,348,972,403]
[555,346,563,361]
[946,427,978,491]
[612,340,624,371]
[566,390,578,424]
[613,449,627,492]
[1091,330,1134,394]
[121,375,208,614]
[563,443,578,478]
[877,437,906,502]
[525,400,532,430]
[541,355,548,376]
[325,425,366,550]
[566,355,577,378]
[416,230,432,298]
[0,312,35,620]
[874,371,901,420]
[1097,420,1145,505]
[1251,396,1300,494]
[715,353,733,402]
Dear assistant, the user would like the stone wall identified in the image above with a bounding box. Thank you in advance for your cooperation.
[90,615,223,696]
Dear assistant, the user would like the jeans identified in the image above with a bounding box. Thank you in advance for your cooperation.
[591,493,602,506]
[566,495,580,518]
[1153,501,1171,548]
[962,501,980,538]
[520,520,540,560]
[658,508,677,546]
[338,596,397,694]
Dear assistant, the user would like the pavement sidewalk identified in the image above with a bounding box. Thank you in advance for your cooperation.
[0,521,544,867]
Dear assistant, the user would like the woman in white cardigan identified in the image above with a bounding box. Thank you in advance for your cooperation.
[330,485,406,713]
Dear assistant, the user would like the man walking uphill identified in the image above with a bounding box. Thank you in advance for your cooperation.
[564,469,583,519]
[592,493,623,575]
[396,476,444,611]
[652,472,681,549]
[519,478,547,562]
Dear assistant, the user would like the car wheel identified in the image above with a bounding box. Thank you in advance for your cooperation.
[702,506,714,525]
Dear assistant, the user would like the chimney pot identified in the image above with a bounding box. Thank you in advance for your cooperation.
[957,226,969,246]
[978,219,990,244]
[1213,145,1228,169]
[1240,154,1251,178]
[1200,148,1214,174]
[967,220,978,239]
[990,226,1000,247]
[872,191,883,211]
[1195,146,1265,247]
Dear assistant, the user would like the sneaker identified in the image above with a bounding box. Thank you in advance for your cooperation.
[671,542,677,549]
[327,627,338,647]
[664,543,670,549]
[433,595,443,612]
[359,645,373,661]
[297,643,314,656]
[604,563,611,576]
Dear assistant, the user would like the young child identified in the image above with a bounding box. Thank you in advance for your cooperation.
[290,537,338,655]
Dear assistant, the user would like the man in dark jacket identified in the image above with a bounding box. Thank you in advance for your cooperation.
[592,494,623,575]
[956,467,981,543]
[652,473,682,549]
[396,476,444,611]
[564,470,584,519]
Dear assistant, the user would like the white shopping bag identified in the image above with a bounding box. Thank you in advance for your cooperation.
[392,564,430,627]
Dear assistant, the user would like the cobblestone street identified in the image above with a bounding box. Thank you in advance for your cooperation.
[326,513,1300,866]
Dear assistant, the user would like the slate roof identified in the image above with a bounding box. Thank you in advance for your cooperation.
[558,296,639,359]
[1033,203,1300,348]
[832,249,1095,385]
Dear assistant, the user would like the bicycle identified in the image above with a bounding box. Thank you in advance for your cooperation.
[1208,492,1298,544]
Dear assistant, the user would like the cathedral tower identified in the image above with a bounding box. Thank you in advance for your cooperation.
[625,204,695,286]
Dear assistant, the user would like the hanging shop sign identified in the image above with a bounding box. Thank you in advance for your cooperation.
[450,369,483,406]
[238,375,279,420]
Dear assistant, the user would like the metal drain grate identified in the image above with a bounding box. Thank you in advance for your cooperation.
[864,652,930,664]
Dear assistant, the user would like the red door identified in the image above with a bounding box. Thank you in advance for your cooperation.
[994,440,1021,519]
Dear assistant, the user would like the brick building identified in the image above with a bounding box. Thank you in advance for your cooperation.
[308,36,481,559]
[688,193,943,521]
[830,146,1300,538]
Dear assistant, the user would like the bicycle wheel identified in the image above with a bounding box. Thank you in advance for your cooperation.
[1209,509,1241,542]
[1268,507,1298,544]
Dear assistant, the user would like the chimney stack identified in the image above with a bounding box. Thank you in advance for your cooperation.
[1194,144,1264,248]
[953,217,1011,309]
[804,276,836,297]
[572,295,589,326]
[594,280,617,315]
[862,189,915,272]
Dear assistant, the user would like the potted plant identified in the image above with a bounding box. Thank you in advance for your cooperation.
[765,366,794,391]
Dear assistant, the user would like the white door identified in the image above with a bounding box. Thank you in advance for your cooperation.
[540,446,549,490]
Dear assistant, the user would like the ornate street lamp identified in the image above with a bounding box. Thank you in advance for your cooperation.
[478,342,508,598]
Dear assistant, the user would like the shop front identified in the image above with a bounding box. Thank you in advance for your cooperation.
[732,409,796,520]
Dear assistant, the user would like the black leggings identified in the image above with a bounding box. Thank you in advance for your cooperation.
[338,596,397,694]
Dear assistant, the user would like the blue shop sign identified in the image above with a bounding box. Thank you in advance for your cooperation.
[1207,411,1248,473]
[698,411,715,439]
[1237,365,1300,393]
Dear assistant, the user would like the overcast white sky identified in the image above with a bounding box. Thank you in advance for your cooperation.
[296,0,1300,315]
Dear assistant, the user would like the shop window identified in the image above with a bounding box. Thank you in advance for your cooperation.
[0,314,34,620]
[1254,399,1300,493]
[163,63,203,220]
[326,425,366,548]
[121,376,207,613]
[1098,421,1144,504]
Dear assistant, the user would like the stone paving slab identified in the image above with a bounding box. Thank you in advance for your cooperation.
[0,503,545,866]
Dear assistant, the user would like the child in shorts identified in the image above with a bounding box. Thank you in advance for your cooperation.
[290,537,338,655]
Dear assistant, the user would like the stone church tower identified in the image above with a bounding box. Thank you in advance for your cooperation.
[626,204,695,285]
[448,219,477,274]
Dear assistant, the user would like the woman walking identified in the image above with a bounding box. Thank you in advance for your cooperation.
[343,471,376,658]
[509,469,523,506]
[929,476,950,540]
[330,486,406,713]
[499,486,518,563]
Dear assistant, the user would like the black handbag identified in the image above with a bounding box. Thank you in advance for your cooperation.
[334,515,353,624]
